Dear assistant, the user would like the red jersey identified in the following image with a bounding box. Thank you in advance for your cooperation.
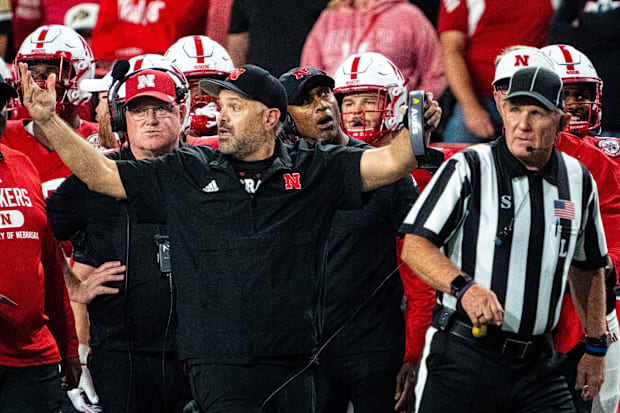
[397,239,435,362]
[584,135,620,164]
[0,144,78,366]
[186,135,219,149]
[554,132,620,353]
[2,120,98,198]
[206,0,233,47]
[91,0,208,61]
[556,132,620,273]
[437,0,554,98]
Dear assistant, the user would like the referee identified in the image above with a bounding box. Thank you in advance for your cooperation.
[401,66,609,412]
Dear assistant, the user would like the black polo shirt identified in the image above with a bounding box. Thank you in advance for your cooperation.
[323,137,418,355]
[46,147,174,352]
[116,139,365,363]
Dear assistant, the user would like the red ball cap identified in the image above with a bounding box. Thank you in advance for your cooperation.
[125,69,177,104]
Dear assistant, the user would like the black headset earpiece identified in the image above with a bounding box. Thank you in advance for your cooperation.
[107,64,189,136]
[109,78,128,135]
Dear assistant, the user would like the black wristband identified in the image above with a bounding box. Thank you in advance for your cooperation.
[450,274,473,297]
[585,333,610,349]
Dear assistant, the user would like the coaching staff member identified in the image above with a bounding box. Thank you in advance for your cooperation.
[19,62,421,412]
[279,66,439,413]
[280,66,441,413]
[401,66,609,412]
[46,67,193,412]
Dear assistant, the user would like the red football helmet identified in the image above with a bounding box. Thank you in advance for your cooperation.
[333,52,407,146]
[165,36,234,136]
[541,44,603,136]
[14,25,95,110]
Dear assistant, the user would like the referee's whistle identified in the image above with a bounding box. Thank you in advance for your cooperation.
[472,324,487,338]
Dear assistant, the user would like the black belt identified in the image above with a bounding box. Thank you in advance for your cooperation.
[432,307,553,360]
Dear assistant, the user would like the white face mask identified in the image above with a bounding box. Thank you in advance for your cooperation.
[194,101,218,118]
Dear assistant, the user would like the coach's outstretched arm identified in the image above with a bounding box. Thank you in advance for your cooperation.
[19,63,126,199]
[359,93,440,192]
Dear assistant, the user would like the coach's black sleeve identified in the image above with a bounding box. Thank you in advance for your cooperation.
[320,144,365,211]
[46,174,89,241]
[116,152,179,216]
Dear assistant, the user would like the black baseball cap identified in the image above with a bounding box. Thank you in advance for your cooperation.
[506,66,564,111]
[279,67,335,106]
[0,74,17,99]
[199,64,287,121]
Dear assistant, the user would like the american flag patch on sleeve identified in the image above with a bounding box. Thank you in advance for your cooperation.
[554,200,575,220]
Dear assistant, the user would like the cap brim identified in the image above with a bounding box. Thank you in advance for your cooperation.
[288,75,334,106]
[199,78,252,100]
[0,82,17,98]
[126,91,176,104]
[80,77,112,93]
[506,91,557,111]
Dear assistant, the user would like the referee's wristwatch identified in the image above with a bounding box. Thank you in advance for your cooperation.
[450,273,474,299]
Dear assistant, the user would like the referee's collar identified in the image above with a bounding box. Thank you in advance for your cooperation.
[497,136,558,183]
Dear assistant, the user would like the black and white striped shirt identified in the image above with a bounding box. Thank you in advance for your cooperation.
[401,137,608,336]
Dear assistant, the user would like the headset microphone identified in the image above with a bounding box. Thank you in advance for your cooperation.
[111,59,130,82]
[526,146,534,152]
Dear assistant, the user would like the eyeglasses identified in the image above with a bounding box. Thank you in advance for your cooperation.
[126,105,176,120]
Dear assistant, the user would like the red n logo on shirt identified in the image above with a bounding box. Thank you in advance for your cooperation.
[283,173,302,190]
[514,55,530,67]
[292,68,312,79]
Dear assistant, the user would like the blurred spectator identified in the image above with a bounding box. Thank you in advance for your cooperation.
[301,0,446,99]
[205,0,233,48]
[91,0,207,68]
[549,0,620,139]
[0,1,9,59]
[438,0,555,143]
[410,0,439,26]
[227,0,328,76]
[11,0,99,53]
[63,3,99,45]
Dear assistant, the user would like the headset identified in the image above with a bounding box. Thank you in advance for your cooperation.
[107,59,189,136]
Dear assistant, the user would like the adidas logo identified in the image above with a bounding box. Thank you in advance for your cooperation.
[202,179,219,193]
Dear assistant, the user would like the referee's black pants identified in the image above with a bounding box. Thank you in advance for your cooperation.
[416,328,576,413]
[188,362,316,413]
